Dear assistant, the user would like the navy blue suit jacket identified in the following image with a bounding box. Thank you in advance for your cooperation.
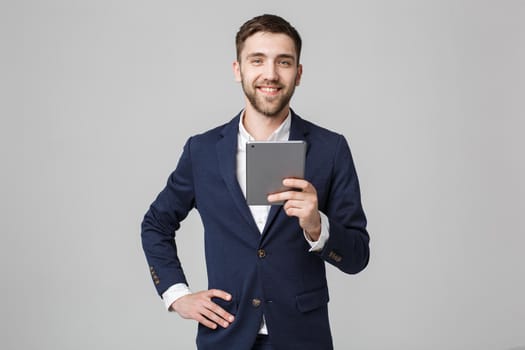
[141,111,370,350]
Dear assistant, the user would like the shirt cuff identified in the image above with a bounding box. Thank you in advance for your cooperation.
[162,283,192,311]
[304,211,330,252]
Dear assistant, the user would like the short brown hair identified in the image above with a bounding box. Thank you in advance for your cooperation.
[235,14,302,64]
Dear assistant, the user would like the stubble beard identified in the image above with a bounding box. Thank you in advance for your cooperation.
[241,76,296,118]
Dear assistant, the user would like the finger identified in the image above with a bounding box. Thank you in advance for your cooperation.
[283,178,311,191]
[202,301,234,328]
[283,199,304,211]
[283,200,312,214]
[202,305,231,328]
[284,206,301,217]
[267,192,285,203]
[207,301,235,323]
[195,314,219,329]
[268,190,305,203]
[208,289,232,301]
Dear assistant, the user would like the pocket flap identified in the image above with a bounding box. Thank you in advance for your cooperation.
[296,286,330,313]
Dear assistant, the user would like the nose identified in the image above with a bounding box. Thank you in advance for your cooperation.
[262,61,278,81]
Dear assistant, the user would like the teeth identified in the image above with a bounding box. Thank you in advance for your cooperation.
[260,87,278,92]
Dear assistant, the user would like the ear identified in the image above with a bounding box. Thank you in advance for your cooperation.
[295,64,303,86]
[233,61,241,82]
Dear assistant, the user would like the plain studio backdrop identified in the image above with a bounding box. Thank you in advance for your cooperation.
[1,1,524,349]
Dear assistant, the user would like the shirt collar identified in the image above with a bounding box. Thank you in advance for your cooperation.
[238,110,291,143]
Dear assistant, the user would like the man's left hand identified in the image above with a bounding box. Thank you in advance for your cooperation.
[267,178,321,241]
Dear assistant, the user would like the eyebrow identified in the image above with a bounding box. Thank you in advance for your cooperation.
[246,52,296,62]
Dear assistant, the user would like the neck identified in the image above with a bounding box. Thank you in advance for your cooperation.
[242,105,290,141]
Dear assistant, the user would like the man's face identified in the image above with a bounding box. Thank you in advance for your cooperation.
[234,32,302,118]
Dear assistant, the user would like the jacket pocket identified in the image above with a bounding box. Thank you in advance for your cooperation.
[296,286,330,313]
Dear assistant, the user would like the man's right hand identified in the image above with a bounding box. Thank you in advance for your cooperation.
[170,289,235,330]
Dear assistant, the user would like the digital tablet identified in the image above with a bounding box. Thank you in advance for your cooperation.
[246,140,307,205]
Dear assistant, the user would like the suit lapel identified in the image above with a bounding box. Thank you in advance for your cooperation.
[262,111,310,236]
[216,113,259,233]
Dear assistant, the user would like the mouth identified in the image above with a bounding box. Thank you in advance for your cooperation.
[257,86,282,96]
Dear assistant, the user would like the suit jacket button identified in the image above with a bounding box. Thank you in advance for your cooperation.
[257,249,266,258]
[252,298,261,308]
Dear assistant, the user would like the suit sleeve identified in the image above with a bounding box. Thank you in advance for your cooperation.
[317,135,370,274]
[141,138,195,296]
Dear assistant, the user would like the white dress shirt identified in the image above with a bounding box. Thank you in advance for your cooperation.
[162,111,330,334]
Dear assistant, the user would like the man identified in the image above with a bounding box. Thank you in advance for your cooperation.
[142,14,370,350]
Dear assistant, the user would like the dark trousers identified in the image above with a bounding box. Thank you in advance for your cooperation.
[251,334,274,350]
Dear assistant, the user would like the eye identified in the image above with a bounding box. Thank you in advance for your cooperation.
[251,58,263,65]
[278,60,292,67]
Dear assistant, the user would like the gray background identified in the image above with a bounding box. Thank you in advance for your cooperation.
[1,0,524,349]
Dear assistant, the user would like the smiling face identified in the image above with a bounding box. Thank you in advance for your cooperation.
[233,32,302,119]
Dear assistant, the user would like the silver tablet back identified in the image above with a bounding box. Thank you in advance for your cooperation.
[246,140,306,205]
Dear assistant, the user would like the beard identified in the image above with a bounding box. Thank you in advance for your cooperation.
[240,76,297,118]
